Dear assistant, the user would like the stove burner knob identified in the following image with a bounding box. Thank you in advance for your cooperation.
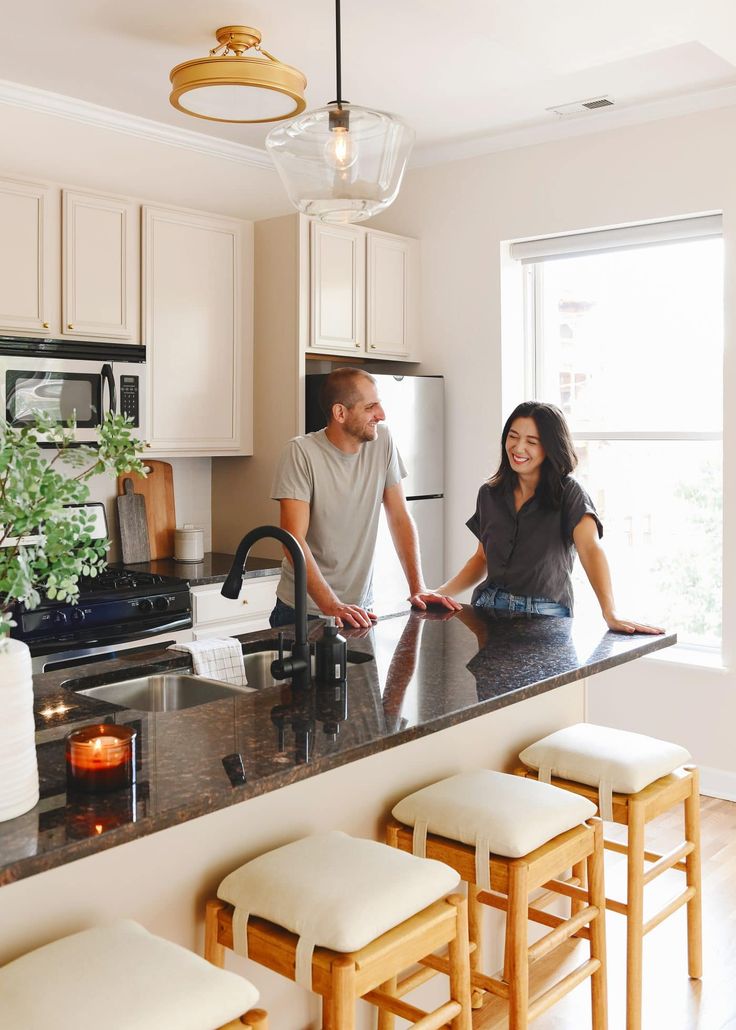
[154,596,170,612]
[71,609,86,624]
[52,611,68,626]
[138,598,154,613]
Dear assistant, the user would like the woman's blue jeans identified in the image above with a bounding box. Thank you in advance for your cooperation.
[474,586,571,618]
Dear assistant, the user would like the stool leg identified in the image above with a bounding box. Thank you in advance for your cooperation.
[587,819,608,1030]
[447,894,473,1030]
[507,862,530,1030]
[467,883,486,1008]
[625,800,646,1030]
[684,768,703,979]
[205,899,227,967]
[571,858,587,916]
[376,975,396,1030]
[329,956,356,1030]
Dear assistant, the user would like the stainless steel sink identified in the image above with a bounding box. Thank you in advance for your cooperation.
[242,646,373,691]
[73,673,255,712]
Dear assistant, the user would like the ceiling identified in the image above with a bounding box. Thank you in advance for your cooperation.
[3,0,736,165]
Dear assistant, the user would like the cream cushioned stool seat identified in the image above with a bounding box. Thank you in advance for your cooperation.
[388,771,608,1029]
[207,830,473,1030]
[0,919,262,1030]
[392,769,597,863]
[517,723,701,1030]
[519,723,691,819]
[217,829,459,984]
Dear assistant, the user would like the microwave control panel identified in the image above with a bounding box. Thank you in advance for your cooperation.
[119,375,140,426]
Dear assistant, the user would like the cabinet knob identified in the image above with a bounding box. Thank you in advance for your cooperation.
[242,598,249,605]
[370,344,376,349]
[42,322,49,329]
[355,342,361,348]
[67,323,75,330]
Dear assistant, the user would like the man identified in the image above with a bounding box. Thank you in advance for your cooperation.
[270,367,460,628]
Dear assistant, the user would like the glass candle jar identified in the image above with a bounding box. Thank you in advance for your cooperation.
[66,724,137,793]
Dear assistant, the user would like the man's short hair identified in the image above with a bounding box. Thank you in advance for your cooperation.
[319,368,377,422]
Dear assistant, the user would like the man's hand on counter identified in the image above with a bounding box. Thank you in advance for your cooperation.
[409,591,463,613]
[322,600,378,629]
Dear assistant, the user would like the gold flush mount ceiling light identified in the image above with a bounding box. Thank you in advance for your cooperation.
[169,25,307,124]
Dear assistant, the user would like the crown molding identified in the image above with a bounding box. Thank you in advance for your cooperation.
[410,82,736,169]
[0,78,274,170]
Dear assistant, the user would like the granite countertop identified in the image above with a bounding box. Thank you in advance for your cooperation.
[0,609,675,886]
[122,552,281,586]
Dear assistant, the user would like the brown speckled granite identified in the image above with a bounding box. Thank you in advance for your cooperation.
[0,608,675,886]
[121,552,281,586]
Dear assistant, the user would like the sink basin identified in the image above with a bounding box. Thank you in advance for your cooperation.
[73,673,255,712]
[242,646,373,691]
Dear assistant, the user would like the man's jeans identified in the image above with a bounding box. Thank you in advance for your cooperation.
[269,597,321,628]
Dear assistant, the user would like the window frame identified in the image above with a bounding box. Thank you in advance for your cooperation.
[521,226,724,657]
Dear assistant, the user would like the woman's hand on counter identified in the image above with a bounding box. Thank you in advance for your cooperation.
[409,590,463,612]
[604,612,665,635]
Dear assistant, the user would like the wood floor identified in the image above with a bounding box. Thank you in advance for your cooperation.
[472,795,736,1030]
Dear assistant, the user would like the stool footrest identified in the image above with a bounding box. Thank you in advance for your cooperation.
[643,886,696,936]
[528,905,600,964]
[362,988,460,1029]
[643,841,694,885]
[527,958,601,1023]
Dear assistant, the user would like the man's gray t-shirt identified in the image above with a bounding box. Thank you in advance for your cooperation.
[271,425,407,614]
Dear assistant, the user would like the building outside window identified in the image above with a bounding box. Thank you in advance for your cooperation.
[514,217,723,651]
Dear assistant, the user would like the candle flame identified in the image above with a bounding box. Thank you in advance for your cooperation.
[95,824,103,835]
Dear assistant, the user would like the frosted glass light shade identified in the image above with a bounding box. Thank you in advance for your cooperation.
[266,103,415,223]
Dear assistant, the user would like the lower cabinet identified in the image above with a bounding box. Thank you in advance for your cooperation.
[191,576,277,639]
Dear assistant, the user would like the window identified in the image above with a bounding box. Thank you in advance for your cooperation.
[515,218,724,650]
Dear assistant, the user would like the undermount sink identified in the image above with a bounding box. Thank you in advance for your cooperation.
[242,645,373,692]
[72,673,255,712]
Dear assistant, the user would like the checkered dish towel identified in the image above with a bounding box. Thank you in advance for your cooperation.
[168,638,248,687]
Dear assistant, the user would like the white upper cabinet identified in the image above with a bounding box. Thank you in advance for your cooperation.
[310,222,365,353]
[0,178,56,335]
[366,231,418,358]
[308,220,418,362]
[143,205,253,456]
[62,190,137,340]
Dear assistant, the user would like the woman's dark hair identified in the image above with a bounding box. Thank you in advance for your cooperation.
[489,401,578,509]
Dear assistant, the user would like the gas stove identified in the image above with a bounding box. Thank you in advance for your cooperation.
[14,565,193,669]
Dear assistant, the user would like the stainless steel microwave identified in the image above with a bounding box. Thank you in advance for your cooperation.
[0,338,145,444]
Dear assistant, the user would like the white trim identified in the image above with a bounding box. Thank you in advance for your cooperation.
[411,83,736,169]
[699,766,736,803]
[511,214,722,263]
[0,79,274,170]
[570,431,722,441]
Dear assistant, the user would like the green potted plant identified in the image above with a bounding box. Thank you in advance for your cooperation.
[0,412,145,822]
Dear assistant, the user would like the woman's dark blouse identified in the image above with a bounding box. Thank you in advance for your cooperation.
[466,476,603,612]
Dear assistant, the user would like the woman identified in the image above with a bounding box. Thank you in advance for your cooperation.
[441,401,663,634]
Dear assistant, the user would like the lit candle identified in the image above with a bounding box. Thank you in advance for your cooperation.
[66,724,136,793]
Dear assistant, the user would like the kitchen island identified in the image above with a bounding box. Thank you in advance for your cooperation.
[0,608,674,1025]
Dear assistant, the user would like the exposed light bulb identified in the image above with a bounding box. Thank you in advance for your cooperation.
[324,126,358,170]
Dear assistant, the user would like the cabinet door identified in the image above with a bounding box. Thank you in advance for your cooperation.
[366,232,416,358]
[310,222,365,353]
[0,178,56,335]
[143,206,252,455]
[62,190,137,340]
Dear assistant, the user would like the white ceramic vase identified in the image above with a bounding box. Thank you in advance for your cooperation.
[0,638,39,822]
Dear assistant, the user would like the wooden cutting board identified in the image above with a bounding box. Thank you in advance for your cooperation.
[116,460,176,560]
[116,479,151,564]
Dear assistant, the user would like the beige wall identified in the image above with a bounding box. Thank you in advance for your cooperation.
[372,105,736,786]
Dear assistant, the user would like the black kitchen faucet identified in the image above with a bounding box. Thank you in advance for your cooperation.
[221,525,311,691]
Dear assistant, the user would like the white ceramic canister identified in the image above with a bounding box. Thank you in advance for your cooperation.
[174,524,205,563]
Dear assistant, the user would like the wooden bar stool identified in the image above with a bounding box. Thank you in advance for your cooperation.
[517,722,702,1030]
[389,770,608,1029]
[0,919,267,1029]
[205,830,472,1030]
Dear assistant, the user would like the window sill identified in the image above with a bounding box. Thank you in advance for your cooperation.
[644,645,726,672]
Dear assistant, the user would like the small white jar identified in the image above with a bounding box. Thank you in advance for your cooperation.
[174,524,204,563]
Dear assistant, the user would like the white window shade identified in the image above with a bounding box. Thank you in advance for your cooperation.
[511,214,722,264]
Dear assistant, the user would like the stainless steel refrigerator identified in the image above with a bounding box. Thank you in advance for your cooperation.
[305,373,444,616]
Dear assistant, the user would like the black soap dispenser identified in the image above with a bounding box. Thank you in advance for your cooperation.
[315,616,347,684]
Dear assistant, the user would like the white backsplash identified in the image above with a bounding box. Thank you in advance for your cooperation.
[82,458,212,562]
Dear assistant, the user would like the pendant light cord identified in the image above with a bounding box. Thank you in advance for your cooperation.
[335,0,343,107]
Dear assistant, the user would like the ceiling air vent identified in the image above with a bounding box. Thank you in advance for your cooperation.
[547,95,615,117]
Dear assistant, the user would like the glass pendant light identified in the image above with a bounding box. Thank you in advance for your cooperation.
[266,0,415,223]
